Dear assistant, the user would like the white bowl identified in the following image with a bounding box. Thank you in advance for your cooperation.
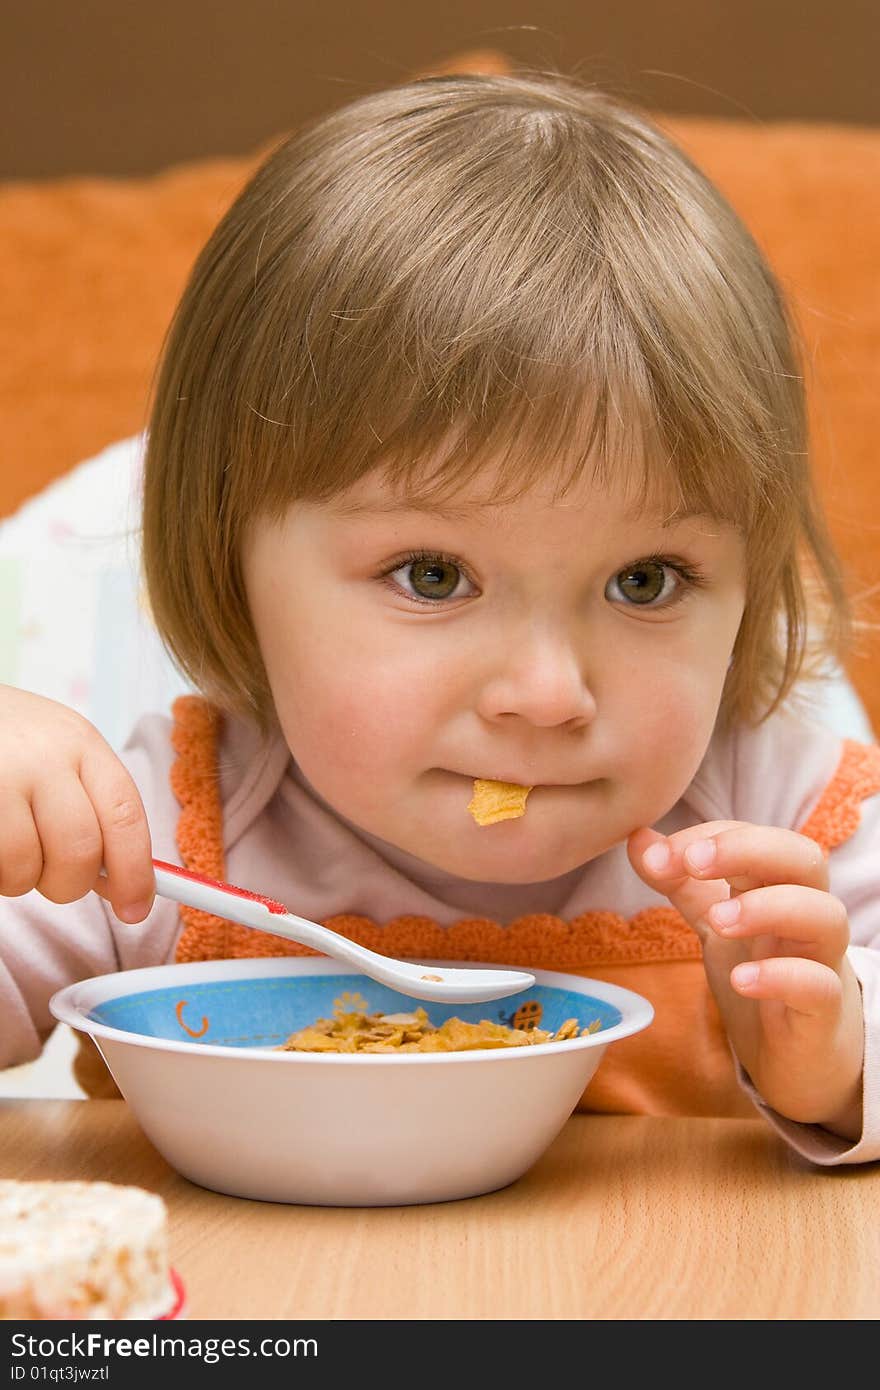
[51,957,653,1206]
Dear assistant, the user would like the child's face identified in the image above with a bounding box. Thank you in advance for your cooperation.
[242,462,746,883]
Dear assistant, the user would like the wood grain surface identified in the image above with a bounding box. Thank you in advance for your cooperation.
[3,1099,878,1320]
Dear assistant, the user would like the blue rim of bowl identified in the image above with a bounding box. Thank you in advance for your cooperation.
[50,957,654,1065]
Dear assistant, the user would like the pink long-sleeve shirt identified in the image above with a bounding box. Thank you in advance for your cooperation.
[2,697,879,1166]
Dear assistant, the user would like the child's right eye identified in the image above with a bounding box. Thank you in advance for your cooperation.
[383,551,477,604]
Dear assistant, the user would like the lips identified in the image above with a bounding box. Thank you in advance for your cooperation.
[451,771,586,788]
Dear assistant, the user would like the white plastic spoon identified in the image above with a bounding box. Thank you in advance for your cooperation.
[150,859,535,1004]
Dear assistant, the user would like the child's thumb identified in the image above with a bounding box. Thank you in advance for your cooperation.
[626,826,668,880]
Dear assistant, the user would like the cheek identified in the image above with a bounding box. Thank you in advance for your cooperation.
[613,642,730,788]
[271,614,448,783]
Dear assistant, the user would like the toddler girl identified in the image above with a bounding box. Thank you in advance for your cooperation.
[1,73,878,1163]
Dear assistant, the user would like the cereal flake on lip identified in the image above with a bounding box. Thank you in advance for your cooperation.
[467,778,533,826]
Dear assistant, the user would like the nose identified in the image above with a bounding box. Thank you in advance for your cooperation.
[475,624,597,730]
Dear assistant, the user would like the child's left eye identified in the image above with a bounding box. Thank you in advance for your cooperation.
[383,552,477,604]
[605,557,704,607]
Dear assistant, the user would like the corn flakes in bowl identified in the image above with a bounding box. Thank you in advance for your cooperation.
[51,958,653,1206]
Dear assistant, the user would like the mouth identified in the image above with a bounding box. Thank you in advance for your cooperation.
[447,771,585,790]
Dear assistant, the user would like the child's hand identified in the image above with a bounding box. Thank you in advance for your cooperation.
[0,685,154,923]
[628,819,864,1139]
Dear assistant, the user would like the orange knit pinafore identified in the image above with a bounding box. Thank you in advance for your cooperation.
[76,695,880,1110]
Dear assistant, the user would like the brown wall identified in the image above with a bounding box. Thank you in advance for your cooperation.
[2,0,878,179]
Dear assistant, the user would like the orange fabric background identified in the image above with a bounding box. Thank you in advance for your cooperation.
[1,51,878,727]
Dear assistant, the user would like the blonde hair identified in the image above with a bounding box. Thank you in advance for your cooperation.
[142,72,850,732]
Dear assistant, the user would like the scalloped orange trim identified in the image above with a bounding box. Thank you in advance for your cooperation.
[171,695,230,962]
[798,738,880,854]
[171,697,880,967]
[176,905,701,967]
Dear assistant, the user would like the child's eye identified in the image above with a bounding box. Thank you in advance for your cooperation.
[605,556,705,608]
[382,551,477,604]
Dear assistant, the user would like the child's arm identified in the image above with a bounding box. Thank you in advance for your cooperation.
[0,885,182,1070]
[628,817,865,1140]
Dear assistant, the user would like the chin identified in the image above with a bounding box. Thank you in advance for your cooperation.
[410,824,605,884]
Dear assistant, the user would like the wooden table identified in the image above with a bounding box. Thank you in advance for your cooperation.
[2,1099,878,1320]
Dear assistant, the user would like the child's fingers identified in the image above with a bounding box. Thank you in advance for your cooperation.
[677,824,828,895]
[0,790,44,896]
[706,884,849,964]
[629,820,749,892]
[729,955,843,1018]
[78,749,154,923]
[30,776,104,905]
[627,823,744,932]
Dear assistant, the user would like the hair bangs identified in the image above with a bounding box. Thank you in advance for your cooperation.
[259,261,764,536]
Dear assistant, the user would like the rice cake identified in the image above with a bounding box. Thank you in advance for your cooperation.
[0,1179,174,1320]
